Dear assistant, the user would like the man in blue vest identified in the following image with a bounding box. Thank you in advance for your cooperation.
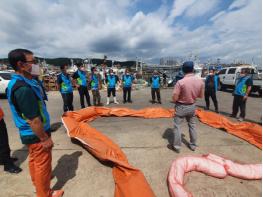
[205,66,220,113]
[230,68,253,121]
[90,67,102,106]
[150,70,161,104]
[106,69,120,105]
[57,64,74,112]
[72,63,91,108]
[7,49,63,197]
[122,69,135,103]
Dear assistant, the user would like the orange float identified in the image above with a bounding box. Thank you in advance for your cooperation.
[61,107,262,197]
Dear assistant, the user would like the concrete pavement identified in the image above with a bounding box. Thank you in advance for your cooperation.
[0,88,261,197]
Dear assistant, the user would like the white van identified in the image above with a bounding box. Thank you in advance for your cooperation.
[0,71,13,95]
[218,66,262,96]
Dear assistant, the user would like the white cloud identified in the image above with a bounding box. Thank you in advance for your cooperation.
[228,0,248,10]
[168,0,196,23]
[0,0,261,64]
[185,0,220,18]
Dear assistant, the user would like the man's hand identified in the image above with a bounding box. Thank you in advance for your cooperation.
[243,95,248,101]
[41,137,54,151]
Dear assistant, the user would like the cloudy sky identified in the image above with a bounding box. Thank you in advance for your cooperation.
[0,0,261,64]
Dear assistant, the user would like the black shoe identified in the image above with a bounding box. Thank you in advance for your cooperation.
[151,100,156,104]
[158,101,162,104]
[167,144,180,153]
[188,144,196,151]
[4,163,22,174]
[229,114,236,118]
[215,109,219,113]
[123,100,126,104]
[205,107,209,110]
[128,100,133,103]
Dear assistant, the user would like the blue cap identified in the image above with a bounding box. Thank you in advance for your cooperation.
[182,61,194,73]
[209,66,215,71]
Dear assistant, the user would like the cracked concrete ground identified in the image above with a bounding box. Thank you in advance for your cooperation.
[0,88,261,197]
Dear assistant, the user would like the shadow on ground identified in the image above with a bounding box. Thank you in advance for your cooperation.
[12,145,28,167]
[162,128,189,149]
[52,151,82,190]
[50,122,63,132]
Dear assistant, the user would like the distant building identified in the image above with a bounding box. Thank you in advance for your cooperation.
[160,57,180,66]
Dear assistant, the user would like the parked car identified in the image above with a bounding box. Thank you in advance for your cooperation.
[0,71,13,95]
[218,66,262,96]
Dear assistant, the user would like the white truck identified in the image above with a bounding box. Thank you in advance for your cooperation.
[0,71,13,95]
[218,66,262,96]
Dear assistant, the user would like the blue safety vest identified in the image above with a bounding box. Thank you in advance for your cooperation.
[60,73,73,94]
[77,70,87,87]
[107,75,117,88]
[234,76,251,96]
[123,75,133,88]
[151,76,160,88]
[91,74,99,90]
[7,74,50,144]
[205,75,219,91]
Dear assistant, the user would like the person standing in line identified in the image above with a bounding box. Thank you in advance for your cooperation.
[170,61,204,153]
[150,70,161,104]
[57,64,74,112]
[0,106,22,174]
[7,49,63,197]
[106,69,120,105]
[90,67,103,106]
[162,72,167,88]
[72,63,91,108]
[204,66,220,113]
[122,69,135,103]
[230,68,253,122]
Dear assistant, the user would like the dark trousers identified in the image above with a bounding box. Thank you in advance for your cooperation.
[151,88,161,102]
[205,89,218,111]
[0,119,11,163]
[123,87,131,102]
[92,89,101,105]
[232,95,247,118]
[107,88,116,97]
[78,86,91,108]
[61,93,74,112]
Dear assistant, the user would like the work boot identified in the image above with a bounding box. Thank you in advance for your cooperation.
[238,117,244,122]
[113,97,119,104]
[106,97,110,105]
[229,114,236,118]
[4,162,22,174]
